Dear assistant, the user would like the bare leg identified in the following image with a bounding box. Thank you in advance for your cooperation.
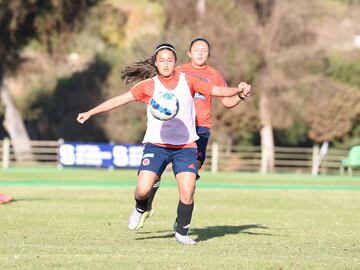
[176,172,196,204]
[174,172,197,245]
[134,170,158,200]
[128,170,158,230]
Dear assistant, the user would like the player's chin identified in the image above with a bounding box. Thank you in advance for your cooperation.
[161,71,172,77]
[195,60,206,66]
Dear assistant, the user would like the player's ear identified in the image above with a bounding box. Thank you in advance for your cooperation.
[187,51,192,58]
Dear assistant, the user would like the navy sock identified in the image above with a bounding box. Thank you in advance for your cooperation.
[176,200,194,235]
[135,198,148,213]
[147,179,160,211]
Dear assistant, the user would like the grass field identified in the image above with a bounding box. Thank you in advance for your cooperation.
[1,168,360,270]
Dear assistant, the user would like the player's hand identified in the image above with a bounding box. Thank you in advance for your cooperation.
[238,82,251,98]
[77,112,91,124]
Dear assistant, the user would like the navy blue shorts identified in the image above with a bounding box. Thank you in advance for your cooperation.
[138,144,198,177]
[196,126,210,167]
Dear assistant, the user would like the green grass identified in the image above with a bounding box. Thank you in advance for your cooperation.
[1,168,360,270]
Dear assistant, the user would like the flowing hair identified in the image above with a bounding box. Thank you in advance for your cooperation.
[121,56,157,84]
[121,43,177,84]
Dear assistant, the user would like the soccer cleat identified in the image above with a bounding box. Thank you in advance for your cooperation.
[136,208,155,229]
[0,194,13,204]
[175,232,197,245]
[128,208,155,230]
[128,208,145,230]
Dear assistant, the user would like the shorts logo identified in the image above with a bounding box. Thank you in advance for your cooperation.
[142,158,150,166]
[143,153,155,158]
[188,163,195,169]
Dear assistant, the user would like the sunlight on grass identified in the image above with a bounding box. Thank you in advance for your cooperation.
[1,168,360,269]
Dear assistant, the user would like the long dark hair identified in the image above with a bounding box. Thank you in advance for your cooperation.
[121,43,177,84]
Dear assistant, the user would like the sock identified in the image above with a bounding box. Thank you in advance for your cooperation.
[176,200,194,236]
[135,198,148,213]
[147,178,161,211]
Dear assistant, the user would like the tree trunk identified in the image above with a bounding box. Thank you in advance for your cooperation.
[196,0,206,29]
[0,78,34,161]
[259,87,275,174]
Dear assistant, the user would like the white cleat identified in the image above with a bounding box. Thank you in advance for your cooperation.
[136,210,152,230]
[175,232,197,245]
[128,208,145,230]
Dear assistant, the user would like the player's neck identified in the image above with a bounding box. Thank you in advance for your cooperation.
[190,62,207,69]
[158,70,176,80]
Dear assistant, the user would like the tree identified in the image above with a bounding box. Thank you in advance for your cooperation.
[0,0,98,160]
[162,0,360,173]
[247,0,360,171]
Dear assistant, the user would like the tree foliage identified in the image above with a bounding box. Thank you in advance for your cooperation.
[2,0,360,147]
[305,79,360,142]
[161,0,360,147]
[0,0,99,75]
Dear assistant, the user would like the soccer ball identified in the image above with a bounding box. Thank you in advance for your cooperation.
[149,91,179,121]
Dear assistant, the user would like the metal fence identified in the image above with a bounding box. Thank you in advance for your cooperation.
[1,139,59,168]
[202,144,349,175]
[0,139,351,175]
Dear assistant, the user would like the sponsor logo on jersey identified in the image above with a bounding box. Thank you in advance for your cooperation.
[194,92,206,100]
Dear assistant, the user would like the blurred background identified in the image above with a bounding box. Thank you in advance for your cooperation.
[0,0,359,174]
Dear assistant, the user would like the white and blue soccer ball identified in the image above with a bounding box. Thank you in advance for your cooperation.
[149,91,179,121]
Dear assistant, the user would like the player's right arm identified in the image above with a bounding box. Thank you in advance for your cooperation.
[77,90,135,124]
[187,74,251,98]
[212,82,251,97]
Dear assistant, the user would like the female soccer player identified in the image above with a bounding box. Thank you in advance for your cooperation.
[77,43,250,245]
[144,38,249,221]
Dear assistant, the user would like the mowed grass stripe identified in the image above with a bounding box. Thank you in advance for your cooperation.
[0,179,359,190]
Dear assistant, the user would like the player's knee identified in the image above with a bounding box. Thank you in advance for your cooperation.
[180,195,193,205]
[180,198,193,205]
[135,187,150,199]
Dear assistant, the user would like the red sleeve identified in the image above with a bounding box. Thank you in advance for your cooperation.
[130,79,154,104]
[185,74,214,97]
[216,71,227,87]
[215,71,227,101]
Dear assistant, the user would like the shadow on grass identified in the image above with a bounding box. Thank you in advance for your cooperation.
[5,198,50,203]
[135,224,271,242]
[191,224,271,241]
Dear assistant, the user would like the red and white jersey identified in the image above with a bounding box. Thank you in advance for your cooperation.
[176,63,226,128]
[130,69,215,148]
[143,73,198,145]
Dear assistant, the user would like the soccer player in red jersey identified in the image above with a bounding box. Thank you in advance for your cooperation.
[143,38,247,222]
[178,38,244,171]
[77,43,250,245]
